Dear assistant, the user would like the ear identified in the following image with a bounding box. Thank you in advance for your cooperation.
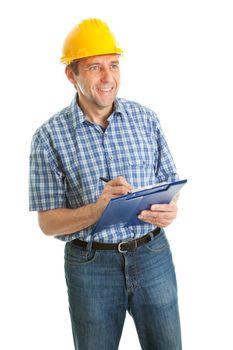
[65,66,77,85]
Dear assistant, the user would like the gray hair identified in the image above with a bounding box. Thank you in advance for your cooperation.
[67,60,79,76]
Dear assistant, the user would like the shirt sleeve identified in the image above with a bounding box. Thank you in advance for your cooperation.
[29,130,66,211]
[154,116,179,183]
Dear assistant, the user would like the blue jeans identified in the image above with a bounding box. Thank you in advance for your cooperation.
[64,229,182,350]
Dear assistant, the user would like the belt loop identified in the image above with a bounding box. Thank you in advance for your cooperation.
[86,241,93,251]
[88,228,95,251]
[149,230,154,240]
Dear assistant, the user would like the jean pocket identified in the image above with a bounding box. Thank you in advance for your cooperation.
[65,242,97,266]
[144,230,170,253]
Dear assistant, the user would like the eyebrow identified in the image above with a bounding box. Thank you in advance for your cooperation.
[85,60,120,68]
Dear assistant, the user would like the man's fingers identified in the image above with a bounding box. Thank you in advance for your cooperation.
[106,185,131,196]
[137,213,174,227]
[106,176,133,191]
[150,202,177,212]
[139,210,177,220]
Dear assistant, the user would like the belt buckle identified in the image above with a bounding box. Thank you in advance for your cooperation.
[118,241,127,253]
[118,240,137,253]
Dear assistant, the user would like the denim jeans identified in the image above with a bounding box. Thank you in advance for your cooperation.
[64,229,182,350]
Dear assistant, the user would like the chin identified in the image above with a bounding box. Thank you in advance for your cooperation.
[98,98,115,109]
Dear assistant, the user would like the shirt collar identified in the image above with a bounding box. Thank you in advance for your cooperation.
[113,98,126,116]
[69,94,86,124]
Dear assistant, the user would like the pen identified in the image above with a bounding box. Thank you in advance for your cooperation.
[100,176,133,194]
[99,176,110,183]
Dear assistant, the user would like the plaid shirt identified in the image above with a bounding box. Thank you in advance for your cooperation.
[29,94,178,242]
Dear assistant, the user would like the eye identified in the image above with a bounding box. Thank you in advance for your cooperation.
[110,63,119,70]
[88,65,101,71]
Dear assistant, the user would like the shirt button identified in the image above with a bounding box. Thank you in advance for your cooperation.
[109,156,113,161]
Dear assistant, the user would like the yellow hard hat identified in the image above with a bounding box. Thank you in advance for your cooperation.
[60,18,123,64]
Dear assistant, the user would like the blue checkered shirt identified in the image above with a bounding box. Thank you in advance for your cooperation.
[29,94,179,242]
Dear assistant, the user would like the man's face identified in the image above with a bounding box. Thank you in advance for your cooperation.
[70,54,120,112]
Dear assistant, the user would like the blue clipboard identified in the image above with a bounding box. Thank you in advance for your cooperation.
[93,179,187,234]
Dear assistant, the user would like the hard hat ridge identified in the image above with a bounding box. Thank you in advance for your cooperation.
[60,18,123,64]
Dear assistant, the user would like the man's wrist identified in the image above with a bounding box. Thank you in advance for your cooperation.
[86,202,103,225]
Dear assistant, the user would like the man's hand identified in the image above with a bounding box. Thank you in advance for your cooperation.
[38,176,133,236]
[138,201,178,228]
[96,176,133,214]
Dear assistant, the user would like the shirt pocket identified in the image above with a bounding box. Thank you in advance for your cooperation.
[124,156,157,187]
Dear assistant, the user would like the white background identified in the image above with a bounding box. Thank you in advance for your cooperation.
[0,0,232,349]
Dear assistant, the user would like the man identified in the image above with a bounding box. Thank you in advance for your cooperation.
[29,18,182,349]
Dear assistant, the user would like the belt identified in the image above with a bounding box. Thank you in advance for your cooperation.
[71,227,161,253]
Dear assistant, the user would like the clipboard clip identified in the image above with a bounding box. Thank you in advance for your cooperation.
[128,181,168,194]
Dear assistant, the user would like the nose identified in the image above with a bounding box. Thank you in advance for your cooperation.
[100,67,114,82]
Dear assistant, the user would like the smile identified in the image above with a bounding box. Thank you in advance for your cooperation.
[99,87,113,92]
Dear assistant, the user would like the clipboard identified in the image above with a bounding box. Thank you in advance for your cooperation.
[93,179,187,233]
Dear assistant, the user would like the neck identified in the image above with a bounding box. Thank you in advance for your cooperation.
[77,97,114,128]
